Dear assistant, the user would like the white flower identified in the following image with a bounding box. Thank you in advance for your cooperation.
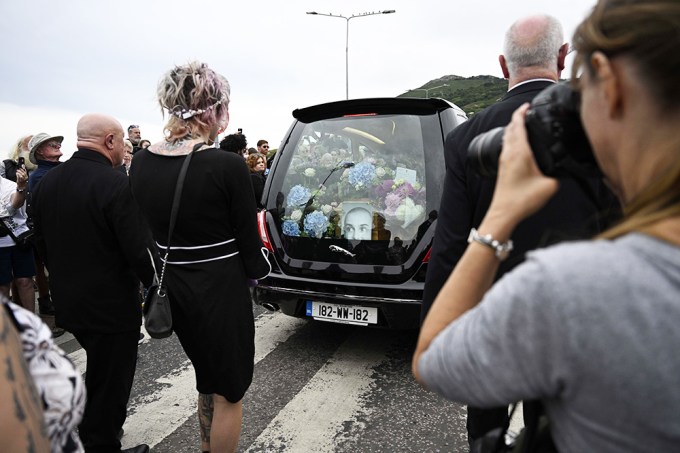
[375,167,386,178]
[341,169,350,179]
[413,182,422,191]
[304,168,316,177]
[395,197,425,228]
[321,204,333,215]
[319,153,335,167]
[290,209,303,221]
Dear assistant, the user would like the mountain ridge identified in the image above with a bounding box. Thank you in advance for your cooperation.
[399,75,507,114]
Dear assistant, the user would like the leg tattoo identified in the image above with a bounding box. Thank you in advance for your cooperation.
[198,392,214,446]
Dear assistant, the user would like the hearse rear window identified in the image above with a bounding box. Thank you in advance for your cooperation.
[278,114,431,245]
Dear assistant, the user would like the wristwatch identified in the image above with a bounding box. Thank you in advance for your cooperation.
[16,188,26,194]
[468,228,513,261]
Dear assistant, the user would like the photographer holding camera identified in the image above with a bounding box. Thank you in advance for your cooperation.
[414,0,680,450]
[421,13,617,444]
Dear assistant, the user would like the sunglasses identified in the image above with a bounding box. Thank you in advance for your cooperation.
[261,145,270,149]
[46,142,62,149]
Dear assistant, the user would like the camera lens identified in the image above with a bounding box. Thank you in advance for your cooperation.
[467,126,505,178]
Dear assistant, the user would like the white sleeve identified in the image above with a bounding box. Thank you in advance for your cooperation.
[0,178,16,217]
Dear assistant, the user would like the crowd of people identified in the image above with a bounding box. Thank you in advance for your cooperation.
[2,0,680,452]
[0,66,273,452]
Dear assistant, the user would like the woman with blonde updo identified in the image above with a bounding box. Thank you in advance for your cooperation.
[129,61,270,453]
[414,1,680,451]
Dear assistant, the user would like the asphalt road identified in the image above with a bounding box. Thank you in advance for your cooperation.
[57,305,498,452]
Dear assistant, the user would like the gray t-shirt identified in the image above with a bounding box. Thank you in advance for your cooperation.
[419,233,680,453]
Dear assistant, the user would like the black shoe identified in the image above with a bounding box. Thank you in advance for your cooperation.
[51,326,66,338]
[138,332,145,345]
[38,296,56,315]
[121,444,149,453]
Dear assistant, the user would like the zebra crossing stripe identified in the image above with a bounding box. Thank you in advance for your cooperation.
[67,312,306,449]
[245,329,392,452]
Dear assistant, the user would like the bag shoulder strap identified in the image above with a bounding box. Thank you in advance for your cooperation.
[157,143,203,287]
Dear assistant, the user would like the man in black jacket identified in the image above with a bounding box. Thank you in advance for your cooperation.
[32,113,154,453]
[421,15,616,445]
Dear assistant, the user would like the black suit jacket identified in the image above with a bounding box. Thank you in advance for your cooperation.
[32,149,156,333]
[421,80,616,321]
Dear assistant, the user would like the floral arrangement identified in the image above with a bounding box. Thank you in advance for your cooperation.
[278,136,428,240]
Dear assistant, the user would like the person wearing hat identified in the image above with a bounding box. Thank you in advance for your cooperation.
[26,133,65,337]
[27,133,63,193]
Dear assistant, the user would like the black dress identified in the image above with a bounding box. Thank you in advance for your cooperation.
[130,144,270,402]
[250,171,266,208]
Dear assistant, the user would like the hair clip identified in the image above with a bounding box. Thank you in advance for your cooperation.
[169,95,227,120]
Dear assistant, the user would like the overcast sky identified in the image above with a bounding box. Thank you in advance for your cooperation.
[0,0,596,159]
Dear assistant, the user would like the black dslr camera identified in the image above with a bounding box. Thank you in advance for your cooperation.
[467,82,601,179]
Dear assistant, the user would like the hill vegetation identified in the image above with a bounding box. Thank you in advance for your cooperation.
[398,75,507,115]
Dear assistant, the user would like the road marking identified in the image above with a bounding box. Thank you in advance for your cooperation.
[254,313,307,363]
[66,312,306,449]
[245,329,391,453]
[70,348,87,375]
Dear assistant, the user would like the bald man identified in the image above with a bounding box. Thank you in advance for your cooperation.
[421,15,617,445]
[32,114,155,453]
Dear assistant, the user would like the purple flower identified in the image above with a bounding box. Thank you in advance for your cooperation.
[384,193,403,215]
[394,181,415,198]
[374,179,395,198]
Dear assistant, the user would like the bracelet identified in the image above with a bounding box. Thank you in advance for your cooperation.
[468,228,513,260]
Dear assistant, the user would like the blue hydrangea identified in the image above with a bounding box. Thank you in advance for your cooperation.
[303,210,329,238]
[348,162,376,188]
[282,220,301,237]
[287,184,311,207]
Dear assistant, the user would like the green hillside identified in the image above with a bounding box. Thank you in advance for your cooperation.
[399,75,507,115]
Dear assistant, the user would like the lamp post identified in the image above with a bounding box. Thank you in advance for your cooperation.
[307,10,396,100]
[408,84,449,99]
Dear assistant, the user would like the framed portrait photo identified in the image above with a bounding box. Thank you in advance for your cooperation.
[341,201,373,240]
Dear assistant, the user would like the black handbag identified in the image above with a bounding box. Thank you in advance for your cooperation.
[143,146,198,339]
[470,401,556,453]
[0,217,35,250]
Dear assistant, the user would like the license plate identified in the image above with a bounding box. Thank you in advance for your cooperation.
[306,301,378,326]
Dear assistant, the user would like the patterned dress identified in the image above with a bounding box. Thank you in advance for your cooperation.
[4,300,86,452]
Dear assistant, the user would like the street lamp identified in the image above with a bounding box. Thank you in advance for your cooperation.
[307,10,396,100]
[408,84,449,99]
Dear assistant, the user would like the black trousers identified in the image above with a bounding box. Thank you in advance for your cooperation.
[467,405,509,444]
[73,329,139,453]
